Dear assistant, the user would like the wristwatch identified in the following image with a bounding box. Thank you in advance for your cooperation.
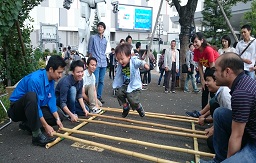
[56,117,60,121]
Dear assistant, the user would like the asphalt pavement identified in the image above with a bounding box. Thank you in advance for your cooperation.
[0,70,212,163]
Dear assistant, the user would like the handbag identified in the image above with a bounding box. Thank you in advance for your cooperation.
[182,51,194,73]
[182,64,194,73]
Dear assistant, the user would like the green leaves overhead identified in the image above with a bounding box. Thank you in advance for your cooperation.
[0,1,23,44]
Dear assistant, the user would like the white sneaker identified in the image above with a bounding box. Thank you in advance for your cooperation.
[91,107,102,114]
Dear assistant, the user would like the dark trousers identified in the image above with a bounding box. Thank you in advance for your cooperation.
[7,92,63,131]
[109,65,115,78]
[116,85,141,110]
[202,86,215,109]
[143,70,152,84]
[164,63,176,91]
[202,68,215,109]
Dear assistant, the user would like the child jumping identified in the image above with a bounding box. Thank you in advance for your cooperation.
[113,43,150,118]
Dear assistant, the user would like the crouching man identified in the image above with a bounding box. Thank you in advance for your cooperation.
[8,55,66,147]
[82,57,102,114]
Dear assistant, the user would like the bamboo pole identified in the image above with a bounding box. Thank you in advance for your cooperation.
[60,127,214,157]
[102,107,198,121]
[101,107,198,123]
[78,118,207,139]
[191,122,200,163]
[88,113,205,135]
[46,112,104,149]
[53,132,176,163]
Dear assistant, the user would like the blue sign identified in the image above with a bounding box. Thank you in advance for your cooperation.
[134,9,152,30]
[116,4,152,32]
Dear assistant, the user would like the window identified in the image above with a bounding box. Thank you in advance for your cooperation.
[172,23,178,29]
[70,31,78,46]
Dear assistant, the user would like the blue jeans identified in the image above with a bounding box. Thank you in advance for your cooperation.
[184,73,198,91]
[213,108,256,163]
[244,70,255,79]
[57,86,89,116]
[93,67,107,99]
[158,68,165,85]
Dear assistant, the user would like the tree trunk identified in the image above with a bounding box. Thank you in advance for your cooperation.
[3,42,11,86]
[173,0,198,90]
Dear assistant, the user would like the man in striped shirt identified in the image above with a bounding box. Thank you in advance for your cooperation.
[200,52,256,163]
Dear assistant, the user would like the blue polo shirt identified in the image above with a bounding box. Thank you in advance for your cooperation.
[230,72,256,140]
[88,34,107,67]
[10,69,57,118]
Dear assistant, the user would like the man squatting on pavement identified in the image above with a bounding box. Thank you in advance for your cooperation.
[8,55,66,147]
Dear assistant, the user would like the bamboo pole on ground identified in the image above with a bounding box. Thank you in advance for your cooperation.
[53,132,176,163]
[78,118,207,139]
[60,127,214,157]
[88,113,205,135]
[101,107,198,123]
[191,122,200,163]
[102,107,198,120]
[46,112,104,149]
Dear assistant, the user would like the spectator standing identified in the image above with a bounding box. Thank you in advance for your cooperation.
[73,51,81,61]
[64,46,72,75]
[158,49,166,86]
[164,40,179,93]
[126,35,134,55]
[184,44,200,93]
[218,35,236,55]
[88,22,107,104]
[109,48,116,79]
[235,24,256,79]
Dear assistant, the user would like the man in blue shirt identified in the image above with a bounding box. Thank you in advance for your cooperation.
[55,60,89,122]
[88,22,107,104]
[8,55,66,147]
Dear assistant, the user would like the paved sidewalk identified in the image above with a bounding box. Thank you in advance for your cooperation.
[0,71,211,163]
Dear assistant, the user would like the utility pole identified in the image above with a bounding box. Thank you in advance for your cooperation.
[156,15,163,53]
[216,0,239,42]
[147,0,164,59]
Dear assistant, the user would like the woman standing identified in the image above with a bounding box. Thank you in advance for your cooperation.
[158,49,166,86]
[218,35,236,55]
[191,32,219,109]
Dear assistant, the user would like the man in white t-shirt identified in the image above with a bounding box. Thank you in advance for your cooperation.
[236,24,256,79]
[82,57,102,114]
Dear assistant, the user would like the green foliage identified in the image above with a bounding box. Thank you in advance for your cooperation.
[201,0,232,48]
[0,1,23,45]
[0,0,44,86]
[91,10,100,35]
[243,0,256,36]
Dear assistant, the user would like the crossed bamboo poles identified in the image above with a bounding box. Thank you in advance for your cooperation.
[47,107,214,162]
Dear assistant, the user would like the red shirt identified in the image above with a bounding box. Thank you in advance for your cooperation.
[193,46,219,67]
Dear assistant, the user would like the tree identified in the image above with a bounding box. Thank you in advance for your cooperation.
[168,0,198,89]
[0,0,44,86]
[91,10,100,35]
[201,0,232,48]
[244,0,256,36]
